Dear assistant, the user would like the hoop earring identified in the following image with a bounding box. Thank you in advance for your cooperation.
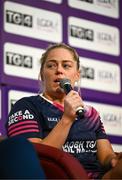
[37,73,43,94]
[74,79,81,96]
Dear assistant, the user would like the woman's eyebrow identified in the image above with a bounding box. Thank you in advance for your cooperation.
[46,59,56,63]
[46,59,74,63]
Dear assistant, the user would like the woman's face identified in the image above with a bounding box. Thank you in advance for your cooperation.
[41,47,80,96]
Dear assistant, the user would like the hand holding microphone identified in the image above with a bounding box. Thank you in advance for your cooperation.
[59,79,84,118]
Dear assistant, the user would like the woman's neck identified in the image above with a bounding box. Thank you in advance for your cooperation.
[42,92,65,105]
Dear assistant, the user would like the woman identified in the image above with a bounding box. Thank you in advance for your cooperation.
[6,43,122,179]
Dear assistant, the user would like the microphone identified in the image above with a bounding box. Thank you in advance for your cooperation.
[59,78,84,118]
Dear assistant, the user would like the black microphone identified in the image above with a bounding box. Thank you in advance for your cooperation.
[59,78,84,118]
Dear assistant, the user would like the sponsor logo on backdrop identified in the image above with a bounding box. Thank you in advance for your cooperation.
[42,0,62,4]
[4,43,44,79]
[6,52,33,68]
[97,32,116,46]
[70,25,94,41]
[102,112,121,126]
[68,0,119,18]
[37,18,58,33]
[79,0,116,8]
[78,0,93,3]
[81,66,94,79]
[4,1,62,42]
[68,17,120,56]
[97,70,117,83]
[6,10,33,27]
[80,57,120,93]
[85,101,122,136]
[96,0,117,8]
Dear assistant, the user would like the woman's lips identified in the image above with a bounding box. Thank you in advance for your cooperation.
[54,78,62,84]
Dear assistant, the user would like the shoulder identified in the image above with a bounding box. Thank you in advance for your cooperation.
[84,105,106,131]
[13,95,39,107]
[7,95,41,128]
[18,95,39,102]
[84,105,100,119]
[8,95,40,117]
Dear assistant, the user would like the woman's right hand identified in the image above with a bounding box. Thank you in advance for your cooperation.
[63,90,84,122]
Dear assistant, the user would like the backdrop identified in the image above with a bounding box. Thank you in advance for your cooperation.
[0,0,122,151]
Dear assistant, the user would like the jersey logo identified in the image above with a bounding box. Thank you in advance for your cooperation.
[8,109,34,126]
[63,140,96,154]
[47,117,60,122]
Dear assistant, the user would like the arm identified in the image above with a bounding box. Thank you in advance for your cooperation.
[97,139,117,169]
[97,138,122,180]
[92,108,117,169]
[29,114,74,149]
[29,91,83,149]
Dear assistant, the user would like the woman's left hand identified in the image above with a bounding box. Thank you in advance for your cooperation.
[111,152,122,167]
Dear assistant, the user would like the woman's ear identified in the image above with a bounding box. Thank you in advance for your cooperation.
[75,69,81,82]
[38,68,44,81]
[40,72,44,81]
[38,74,42,83]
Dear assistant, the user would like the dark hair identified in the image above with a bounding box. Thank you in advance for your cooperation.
[40,43,80,73]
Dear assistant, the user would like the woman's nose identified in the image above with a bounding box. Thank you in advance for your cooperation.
[56,64,64,74]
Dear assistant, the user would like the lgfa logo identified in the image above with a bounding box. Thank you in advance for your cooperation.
[37,18,58,31]
[97,32,116,45]
[96,0,116,8]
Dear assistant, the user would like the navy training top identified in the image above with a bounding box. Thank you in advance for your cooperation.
[6,94,107,177]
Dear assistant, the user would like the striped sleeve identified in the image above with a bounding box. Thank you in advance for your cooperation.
[6,97,41,138]
[84,105,107,139]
